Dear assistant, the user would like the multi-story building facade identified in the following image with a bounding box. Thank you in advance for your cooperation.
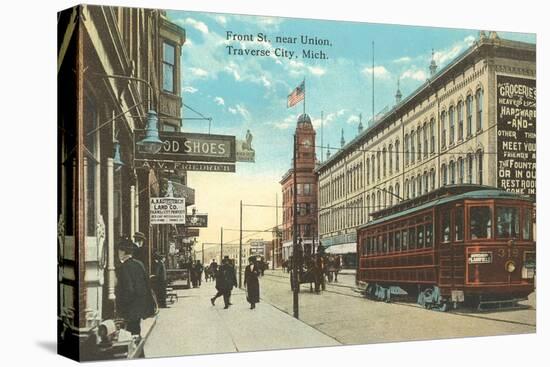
[316,33,535,265]
[57,5,186,359]
[280,114,319,260]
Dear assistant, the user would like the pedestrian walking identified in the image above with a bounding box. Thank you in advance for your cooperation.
[244,256,260,309]
[194,260,204,287]
[152,252,167,308]
[210,256,237,309]
[115,237,156,339]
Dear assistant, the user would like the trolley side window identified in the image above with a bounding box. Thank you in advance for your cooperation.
[409,225,416,250]
[496,207,520,239]
[402,228,408,251]
[523,207,533,240]
[470,206,492,239]
[395,229,401,251]
[455,207,464,241]
[442,209,451,243]
[425,216,433,247]
[417,217,424,249]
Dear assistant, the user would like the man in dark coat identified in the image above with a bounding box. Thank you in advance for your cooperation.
[115,238,155,337]
[152,253,167,308]
[194,260,204,287]
[244,256,260,309]
[210,256,237,309]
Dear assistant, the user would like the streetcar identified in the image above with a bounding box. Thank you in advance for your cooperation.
[356,185,536,311]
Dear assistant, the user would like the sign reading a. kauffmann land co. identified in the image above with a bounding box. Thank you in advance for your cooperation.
[150,197,186,224]
[496,75,536,198]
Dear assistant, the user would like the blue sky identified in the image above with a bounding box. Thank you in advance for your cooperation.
[166,10,535,180]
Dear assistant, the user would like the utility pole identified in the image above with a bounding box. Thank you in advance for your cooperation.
[220,227,223,263]
[292,134,299,319]
[274,193,278,270]
[239,200,243,288]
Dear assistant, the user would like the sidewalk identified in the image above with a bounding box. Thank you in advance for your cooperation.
[143,281,340,357]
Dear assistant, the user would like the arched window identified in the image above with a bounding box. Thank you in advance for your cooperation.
[411,178,416,198]
[382,147,387,177]
[467,153,473,183]
[404,134,409,166]
[395,140,400,171]
[377,151,381,180]
[366,196,370,222]
[441,164,447,186]
[366,157,370,185]
[458,157,464,183]
[476,88,484,131]
[466,95,473,136]
[410,130,416,164]
[405,179,410,199]
[395,182,400,202]
[449,105,455,144]
[371,154,376,183]
[389,185,394,206]
[430,168,436,191]
[423,123,428,158]
[388,144,393,174]
[377,191,381,210]
[477,149,483,184]
[430,118,435,153]
[423,171,428,194]
[449,160,456,184]
[457,100,464,141]
[441,110,447,148]
[417,127,422,161]
[417,175,422,197]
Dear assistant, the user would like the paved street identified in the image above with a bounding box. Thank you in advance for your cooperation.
[144,269,535,357]
[144,279,340,357]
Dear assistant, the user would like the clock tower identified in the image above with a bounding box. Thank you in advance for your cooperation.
[279,113,318,264]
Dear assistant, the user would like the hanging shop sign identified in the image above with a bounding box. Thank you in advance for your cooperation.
[135,159,236,173]
[185,214,208,227]
[150,197,186,224]
[135,131,236,163]
[496,75,536,199]
[161,179,195,205]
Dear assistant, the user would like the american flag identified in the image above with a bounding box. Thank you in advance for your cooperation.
[287,81,305,108]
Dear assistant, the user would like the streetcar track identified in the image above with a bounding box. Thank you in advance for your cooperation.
[261,272,536,329]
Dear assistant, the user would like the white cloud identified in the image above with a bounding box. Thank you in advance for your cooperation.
[189,67,208,78]
[394,56,412,63]
[347,115,360,124]
[182,86,198,94]
[307,66,326,76]
[401,69,427,81]
[224,63,241,81]
[214,15,227,26]
[260,76,271,88]
[214,97,225,106]
[434,35,476,66]
[362,65,391,79]
[176,17,209,34]
[229,104,250,119]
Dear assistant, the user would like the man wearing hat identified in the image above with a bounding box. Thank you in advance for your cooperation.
[152,252,167,308]
[211,256,237,309]
[244,256,260,309]
[115,237,155,337]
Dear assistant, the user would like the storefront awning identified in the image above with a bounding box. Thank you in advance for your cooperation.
[325,242,356,254]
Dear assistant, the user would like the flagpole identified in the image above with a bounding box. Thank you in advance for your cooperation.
[303,77,306,115]
[320,111,324,163]
[372,41,375,124]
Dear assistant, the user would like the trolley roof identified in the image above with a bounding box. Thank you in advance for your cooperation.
[359,185,533,230]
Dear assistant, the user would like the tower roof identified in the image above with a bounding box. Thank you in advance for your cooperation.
[297,113,312,127]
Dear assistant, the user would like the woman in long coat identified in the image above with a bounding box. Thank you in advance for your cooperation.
[244,256,260,309]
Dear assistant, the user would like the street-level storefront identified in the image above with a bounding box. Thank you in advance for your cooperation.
[321,232,357,269]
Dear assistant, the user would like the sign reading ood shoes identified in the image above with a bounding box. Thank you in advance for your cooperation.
[135,131,237,163]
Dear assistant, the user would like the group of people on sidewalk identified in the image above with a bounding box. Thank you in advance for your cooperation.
[210,256,261,310]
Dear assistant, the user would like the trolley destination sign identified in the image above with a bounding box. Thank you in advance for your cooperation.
[496,75,536,198]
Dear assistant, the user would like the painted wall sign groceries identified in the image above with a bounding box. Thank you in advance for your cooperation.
[496,75,536,198]
[135,131,236,163]
[150,197,186,224]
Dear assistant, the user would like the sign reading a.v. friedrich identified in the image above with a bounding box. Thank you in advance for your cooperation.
[496,75,536,199]
[135,131,236,163]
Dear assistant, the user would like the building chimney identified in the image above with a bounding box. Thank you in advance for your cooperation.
[429,49,437,77]
[395,79,402,104]
[358,113,364,134]
[340,128,345,147]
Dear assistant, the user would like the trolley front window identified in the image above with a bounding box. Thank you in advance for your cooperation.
[455,207,464,241]
[470,206,492,239]
[496,207,520,239]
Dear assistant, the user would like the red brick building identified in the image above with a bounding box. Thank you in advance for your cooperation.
[280,114,318,260]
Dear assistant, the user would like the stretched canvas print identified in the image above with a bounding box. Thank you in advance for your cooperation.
[57,4,536,361]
